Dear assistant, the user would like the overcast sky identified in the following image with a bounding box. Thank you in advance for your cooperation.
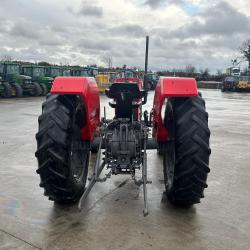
[0,0,249,72]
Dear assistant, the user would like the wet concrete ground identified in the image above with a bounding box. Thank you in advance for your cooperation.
[0,89,250,250]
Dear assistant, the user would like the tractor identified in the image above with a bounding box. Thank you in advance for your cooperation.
[61,67,71,76]
[147,72,159,90]
[45,66,62,78]
[238,76,250,92]
[0,62,42,97]
[0,64,12,98]
[118,69,143,80]
[71,66,98,77]
[35,37,211,216]
[95,72,111,93]
[44,66,65,92]
[108,71,119,83]
[22,65,51,95]
[221,76,239,92]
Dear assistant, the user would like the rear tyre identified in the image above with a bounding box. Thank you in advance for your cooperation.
[30,82,42,96]
[40,83,48,96]
[35,94,89,203]
[163,96,211,206]
[2,82,12,98]
[12,83,23,97]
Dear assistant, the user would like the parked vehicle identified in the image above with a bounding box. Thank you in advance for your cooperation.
[71,66,98,77]
[35,37,211,216]
[221,76,239,92]
[22,65,52,95]
[1,62,41,97]
[0,75,12,98]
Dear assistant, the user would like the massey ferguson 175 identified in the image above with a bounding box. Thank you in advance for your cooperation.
[35,37,210,216]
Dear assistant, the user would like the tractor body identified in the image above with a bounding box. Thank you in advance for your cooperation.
[71,66,99,78]
[221,76,239,92]
[147,72,159,90]
[35,37,210,215]
[0,62,39,97]
[238,76,250,92]
[22,65,53,95]
[0,76,9,98]
[36,75,210,215]
[95,73,110,93]
[0,65,12,98]
[61,68,71,76]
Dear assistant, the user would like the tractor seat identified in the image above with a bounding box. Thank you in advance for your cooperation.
[105,82,142,99]
[106,83,143,119]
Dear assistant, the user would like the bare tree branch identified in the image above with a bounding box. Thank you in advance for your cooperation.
[240,39,250,70]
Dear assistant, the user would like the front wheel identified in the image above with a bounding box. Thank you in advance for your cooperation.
[11,83,23,97]
[30,82,42,96]
[2,82,12,98]
[163,96,211,206]
[35,94,89,203]
[39,83,48,96]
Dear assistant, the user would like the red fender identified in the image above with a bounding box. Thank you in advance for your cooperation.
[51,77,100,142]
[152,77,198,142]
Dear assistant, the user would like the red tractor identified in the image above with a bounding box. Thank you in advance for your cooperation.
[35,37,210,216]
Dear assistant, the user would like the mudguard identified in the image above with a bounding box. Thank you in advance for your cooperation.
[152,77,198,142]
[51,77,100,141]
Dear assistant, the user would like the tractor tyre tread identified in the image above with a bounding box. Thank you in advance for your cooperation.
[35,94,89,203]
[40,83,48,96]
[164,96,211,206]
[2,82,12,98]
[31,82,42,96]
[12,83,23,97]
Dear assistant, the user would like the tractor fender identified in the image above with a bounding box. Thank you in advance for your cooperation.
[51,77,100,141]
[152,77,198,142]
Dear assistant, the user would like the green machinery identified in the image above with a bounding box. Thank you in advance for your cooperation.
[147,72,159,90]
[71,66,98,77]
[0,62,42,97]
[22,65,73,93]
[44,66,71,90]
[0,63,12,98]
[0,74,12,98]
[45,66,62,78]
[22,65,54,95]
[61,67,71,76]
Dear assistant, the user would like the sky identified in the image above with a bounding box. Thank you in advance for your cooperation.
[0,0,249,72]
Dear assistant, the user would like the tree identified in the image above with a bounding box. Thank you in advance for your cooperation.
[203,68,210,78]
[102,54,113,69]
[199,68,204,74]
[185,64,196,75]
[240,39,250,70]
[216,69,222,76]
[38,61,51,66]
[199,68,210,80]
[1,55,13,62]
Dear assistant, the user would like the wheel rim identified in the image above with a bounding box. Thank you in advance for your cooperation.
[164,144,175,190]
[163,99,175,192]
[70,139,89,183]
[69,96,88,183]
[12,87,16,96]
